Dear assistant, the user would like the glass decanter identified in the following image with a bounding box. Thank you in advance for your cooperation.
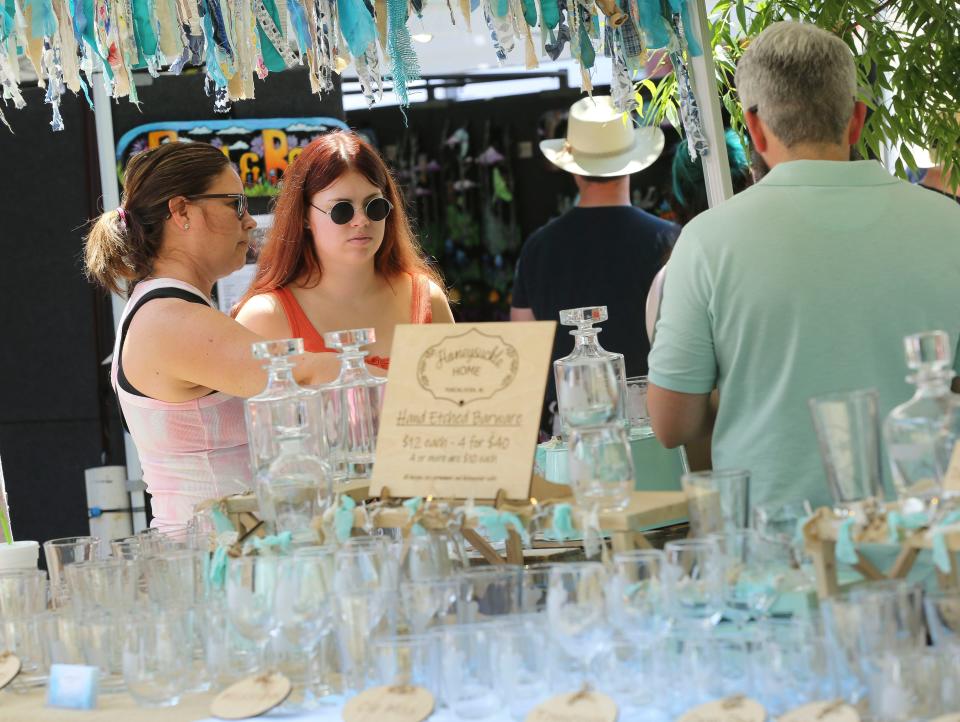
[317,328,387,482]
[553,306,627,436]
[883,330,958,509]
[259,430,333,539]
[245,339,326,522]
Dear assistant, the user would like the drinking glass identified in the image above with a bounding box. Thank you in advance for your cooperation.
[122,607,188,707]
[274,548,336,707]
[625,375,650,432]
[336,589,391,694]
[567,424,633,512]
[400,532,464,582]
[712,530,791,625]
[519,564,559,615]
[369,633,440,691]
[143,548,209,605]
[225,556,281,671]
[42,536,101,607]
[662,539,723,630]
[80,609,126,690]
[457,566,522,623]
[0,569,48,618]
[609,550,671,646]
[753,497,815,582]
[809,388,884,512]
[400,577,459,633]
[491,618,552,720]
[438,623,500,719]
[109,536,143,560]
[924,589,960,648]
[681,469,750,537]
[64,559,139,612]
[547,562,610,684]
[592,636,664,721]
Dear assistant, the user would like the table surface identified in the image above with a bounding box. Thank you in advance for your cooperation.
[0,689,514,722]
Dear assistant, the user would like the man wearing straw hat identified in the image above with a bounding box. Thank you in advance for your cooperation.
[647,22,960,510]
[511,95,678,436]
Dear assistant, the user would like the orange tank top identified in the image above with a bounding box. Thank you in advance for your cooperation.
[272,274,433,370]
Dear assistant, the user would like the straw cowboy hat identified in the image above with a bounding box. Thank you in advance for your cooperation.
[540,95,665,177]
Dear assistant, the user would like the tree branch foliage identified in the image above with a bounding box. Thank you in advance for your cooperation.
[642,0,960,186]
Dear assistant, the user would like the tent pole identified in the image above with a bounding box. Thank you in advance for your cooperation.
[686,0,734,207]
[92,72,148,533]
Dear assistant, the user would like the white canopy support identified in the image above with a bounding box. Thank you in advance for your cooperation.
[92,73,147,533]
[686,0,735,208]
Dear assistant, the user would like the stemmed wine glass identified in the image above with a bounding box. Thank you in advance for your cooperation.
[547,562,611,687]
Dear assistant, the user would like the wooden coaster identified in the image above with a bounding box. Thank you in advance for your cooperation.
[780,700,861,722]
[210,672,291,720]
[342,685,434,722]
[677,695,766,722]
[525,689,618,722]
[0,652,21,691]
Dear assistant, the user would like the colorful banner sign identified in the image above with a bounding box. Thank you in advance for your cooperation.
[115,117,349,196]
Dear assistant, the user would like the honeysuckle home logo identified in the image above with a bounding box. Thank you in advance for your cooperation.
[417,328,519,406]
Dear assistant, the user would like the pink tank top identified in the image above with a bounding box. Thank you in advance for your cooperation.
[111,278,251,532]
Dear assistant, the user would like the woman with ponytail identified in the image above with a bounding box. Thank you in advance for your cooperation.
[85,141,324,531]
[234,131,454,381]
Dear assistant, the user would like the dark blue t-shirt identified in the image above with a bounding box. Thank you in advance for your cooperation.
[512,205,679,432]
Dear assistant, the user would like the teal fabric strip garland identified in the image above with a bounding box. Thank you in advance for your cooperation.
[338,0,377,59]
[386,0,420,109]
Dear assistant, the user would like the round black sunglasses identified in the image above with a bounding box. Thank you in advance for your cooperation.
[309,197,393,225]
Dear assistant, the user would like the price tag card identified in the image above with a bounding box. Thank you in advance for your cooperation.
[780,700,861,722]
[525,690,618,722]
[372,322,556,501]
[677,696,765,722]
[0,651,20,691]
[210,672,291,720]
[342,684,434,722]
[45,663,98,710]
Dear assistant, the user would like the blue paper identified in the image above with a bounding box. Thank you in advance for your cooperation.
[47,664,98,710]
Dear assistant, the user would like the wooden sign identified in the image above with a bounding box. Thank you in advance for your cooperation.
[0,652,20,691]
[677,696,766,722]
[210,672,291,720]
[780,700,860,722]
[372,322,556,500]
[342,685,434,722]
[525,690,618,722]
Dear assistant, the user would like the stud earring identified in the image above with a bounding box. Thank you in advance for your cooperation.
[184,223,190,230]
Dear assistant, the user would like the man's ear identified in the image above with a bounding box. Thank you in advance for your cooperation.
[847,101,868,146]
[743,108,768,154]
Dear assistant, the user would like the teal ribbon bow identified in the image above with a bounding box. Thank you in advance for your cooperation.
[208,544,229,590]
[543,503,575,542]
[932,510,960,573]
[475,507,530,545]
[335,495,357,542]
[836,517,858,565]
[403,497,427,536]
[246,531,293,555]
[886,510,929,544]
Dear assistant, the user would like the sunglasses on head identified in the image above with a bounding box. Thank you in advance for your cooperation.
[309,197,393,225]
[183,193,248,219]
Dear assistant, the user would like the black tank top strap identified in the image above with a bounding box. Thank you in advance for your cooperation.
[117,288,211,398]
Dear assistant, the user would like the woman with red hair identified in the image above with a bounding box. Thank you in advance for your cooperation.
[235,131,453,380]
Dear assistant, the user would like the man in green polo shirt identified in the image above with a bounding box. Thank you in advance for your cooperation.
[647,21,960,510]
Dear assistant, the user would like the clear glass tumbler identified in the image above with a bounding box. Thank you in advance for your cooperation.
[808,388,884,513]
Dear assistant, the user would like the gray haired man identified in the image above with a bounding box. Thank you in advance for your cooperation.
[647,22,960,509]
